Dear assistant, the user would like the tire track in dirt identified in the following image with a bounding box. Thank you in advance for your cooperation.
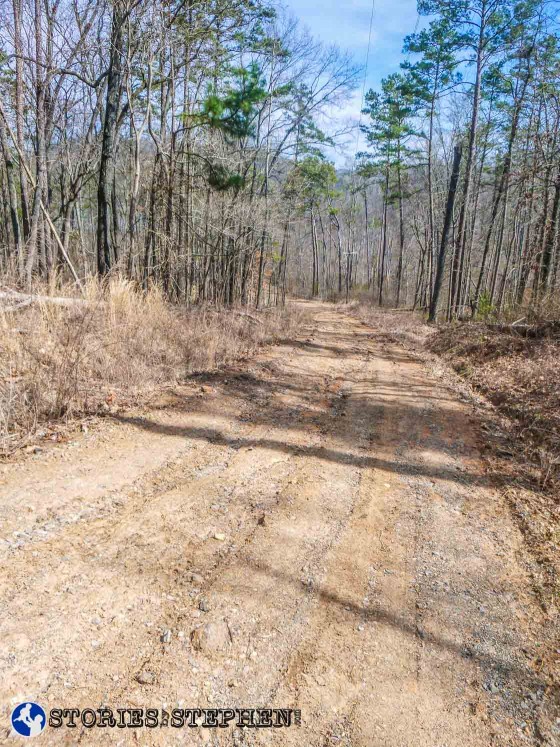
[0,303,556,746]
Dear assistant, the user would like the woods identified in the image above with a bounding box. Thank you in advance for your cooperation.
[0,0,559,319]
[0,0,357,304]
[352,0,560,320]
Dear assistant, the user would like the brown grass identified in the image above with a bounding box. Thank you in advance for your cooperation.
[0,279,304,454]
[428,323,560,612]
[430,324,560,490]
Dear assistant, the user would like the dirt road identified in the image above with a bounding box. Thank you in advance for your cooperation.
[0,303,557,746]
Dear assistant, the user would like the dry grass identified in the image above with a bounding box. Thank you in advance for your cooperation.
[0,279,304,454]
[429,323,560,613]
[430,324,560,490]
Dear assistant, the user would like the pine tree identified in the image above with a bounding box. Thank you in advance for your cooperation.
[361,73,419,306]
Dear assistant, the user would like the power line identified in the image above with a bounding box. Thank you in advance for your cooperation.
[404,11,421,65]
[354,0,376,157]
[352,4,421,158]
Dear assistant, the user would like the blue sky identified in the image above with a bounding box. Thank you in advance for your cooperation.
[283,0,419,81]
[282,0,422,163]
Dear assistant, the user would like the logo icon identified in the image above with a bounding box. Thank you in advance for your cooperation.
[11,702,46,738]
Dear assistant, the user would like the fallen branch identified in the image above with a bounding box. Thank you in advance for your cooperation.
[0,300,35,313]
[0,290,92,310]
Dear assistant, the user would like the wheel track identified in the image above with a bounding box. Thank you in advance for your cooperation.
[0,303,555,747]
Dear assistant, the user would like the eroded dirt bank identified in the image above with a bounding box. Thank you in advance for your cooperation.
[0,302,557,746]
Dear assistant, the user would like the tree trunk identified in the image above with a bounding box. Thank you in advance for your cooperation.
[0,118,22,262]
[429,144,463,323]
[97,0,125,275]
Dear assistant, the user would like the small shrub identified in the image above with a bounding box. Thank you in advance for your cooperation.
[476,291,495,321]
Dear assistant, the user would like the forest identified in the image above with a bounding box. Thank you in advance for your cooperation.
[0,0,558,322]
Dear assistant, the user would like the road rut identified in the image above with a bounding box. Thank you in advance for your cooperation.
[0,303,556,746]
